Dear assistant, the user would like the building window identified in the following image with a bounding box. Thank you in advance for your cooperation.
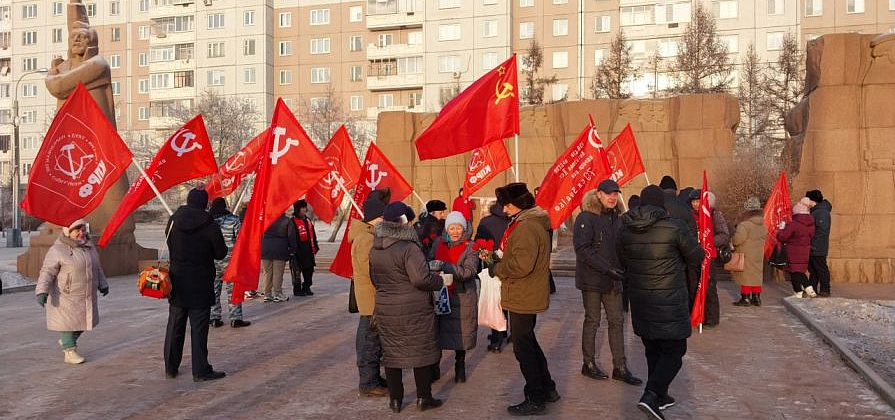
[139,53,147,67]
[310,9,330,25]
[482,52,498,70]
[520,0,533,7]
[409,32,423,45]
[349,35,363,51]
[398,56,423,74]
[767,32,784,50]
[350,96,363,111]
[554,0,568,3]
[279,41,292,56]
[484,0,497,4]
[110,27,121,42]
[244,39,256,55]
[244,68,256,83]
[712,1,738,19]
[409,92,423,108]
[377,33,393,47]
[552,84,568,101]
[805,0,822,16]
[279,12,292,28]
[349,5,363,22]
[111,81,120,96]
[378,94,394,108]
[22,31,38,46]
[279,69,291,85]
[139,79,149,93]
[657,38,678,57]
[438,55,460,73]
[311,67,331,83]
[350,65,363,81]
[438,24,461,41]
[86,3,96,17]
[519,22,534,39]
[207,42,224,58]
[110,1,120,16]
[767,0,783,15]
[53,2,63,15]
[656,2,691,24]
[151,73,172,89]
[439,0,461,8]
[594,49,606,65]
[139,0,149,12]
[891,0,895,11]
[553,19,568,36]
[482,20,498,38]
[138,107,149,120]
[595,16,611,33]
[310,38,331,54]
[110,54,120,68]
[552,51,568,68]
[719,34,738,53]
[52,28,63,43]
[22,4,37,19]
[244,10,255,26]
[207,70,225,86]
[174,71,193,88]
[621,6,653,26]
[23,84,38,97]
[208,13,225,29]
[23,57,38,72]
[139,26,150,40]
[847,0,865,13]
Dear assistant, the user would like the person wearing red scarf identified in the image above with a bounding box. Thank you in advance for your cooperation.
[291,200,319,296]
[427,211,481,384]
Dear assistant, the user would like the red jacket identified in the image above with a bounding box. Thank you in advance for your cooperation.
[777,213,815,273]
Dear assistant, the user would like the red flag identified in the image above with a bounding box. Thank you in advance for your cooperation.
[463,140,512,199]
[691,171,715,327]
[415,54,519,160]
[206,128,269,200]
[97,115,218,247]
[21,83,132,227]
[763,172,792,259]
[534,117,613,230]
[223,99,330,303]
[329,143,413,278]
[306,125,363,223]
[606,124,645,187]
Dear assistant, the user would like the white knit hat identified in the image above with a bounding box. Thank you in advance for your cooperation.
[444,211,467,231]
[62,219,88,236]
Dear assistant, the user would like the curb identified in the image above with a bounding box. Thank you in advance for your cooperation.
[783,297,895,410]
[2,284,36,294]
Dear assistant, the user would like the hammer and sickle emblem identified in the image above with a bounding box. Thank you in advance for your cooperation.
[365,163,387,190]
[170,129,202,157]
[587,126,605,150]
[270,126,300,165]
[56,143,94,179]
[494,82,515,105]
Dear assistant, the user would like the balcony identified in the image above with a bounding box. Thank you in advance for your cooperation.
[366,72,424,91]
[149,59,194,73]
[366,0,424,31]
[150,30,193,46]
[367,43,424,60]
[149,86,196,101]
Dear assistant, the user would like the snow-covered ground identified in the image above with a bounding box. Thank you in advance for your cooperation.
[790,297,895,390]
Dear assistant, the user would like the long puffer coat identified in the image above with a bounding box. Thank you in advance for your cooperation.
[731,210,767,287]
[429,237,480,351]
[370,221,444,369]
[620,205,705,340]
[777,213,815,273]
[36,235,109,332]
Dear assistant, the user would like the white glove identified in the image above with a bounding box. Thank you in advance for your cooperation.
[495,249,504,259]
[778,221,786,230]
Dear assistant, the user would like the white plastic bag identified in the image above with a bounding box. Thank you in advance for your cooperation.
[477,269,507,331]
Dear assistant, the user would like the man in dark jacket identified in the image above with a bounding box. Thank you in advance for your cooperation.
[574,180,641,386]
[806,190,832,297]
[164,187,228,382]
[620,185,704,420]
[417,200,447,255]
[475,202,511,352]
[492,183,558,416]
[260,214,296,302]
[290,199,319,296]
[659,176,697,237]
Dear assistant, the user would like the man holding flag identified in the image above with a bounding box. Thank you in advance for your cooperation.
[619,185,703,420]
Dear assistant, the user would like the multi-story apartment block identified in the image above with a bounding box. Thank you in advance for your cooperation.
[0,0,893,190]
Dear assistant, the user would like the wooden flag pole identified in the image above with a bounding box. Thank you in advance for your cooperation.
[130,157,173,216]
[412,191,427,208]
[334,176,363,215]
[514,134,520,182]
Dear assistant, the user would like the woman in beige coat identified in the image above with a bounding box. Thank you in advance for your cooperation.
[35,219,109,364]
[730,198,768,307]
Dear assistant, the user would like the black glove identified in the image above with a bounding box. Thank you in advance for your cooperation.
[99,286,109,296]
[487,264,497,278]
[607,268,625,282]
[37,293,48,307]
[441,263,455,275]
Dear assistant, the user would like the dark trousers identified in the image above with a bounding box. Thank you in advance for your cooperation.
[790,272,809,292]
[808,256,831,294]
[385,364,434,400]
[581,290,626,369]
[689,265,720,326]
[164,305,211,376]
[290,258,314,294]
[356,315,384,391]
[641,338,687,397]
[490,310,509,347]
[509,312,556,404]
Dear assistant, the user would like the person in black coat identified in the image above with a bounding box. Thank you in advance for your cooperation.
[290,199,318,297]
[806,190,832,297]
[260,214,296,302]
[619,185,704,419]
[659,176,697,237]
[164,187,228,382]
[417,200,447,256]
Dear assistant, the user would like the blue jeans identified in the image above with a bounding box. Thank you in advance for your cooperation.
[212,277,243,321]
[356,316,383,391]
[60,331,83,350]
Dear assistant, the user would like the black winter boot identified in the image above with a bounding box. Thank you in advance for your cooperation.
[751,293,762,306]
[454,351,466,383]
[733,294,752,306]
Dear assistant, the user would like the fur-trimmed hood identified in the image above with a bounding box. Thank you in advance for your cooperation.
[581,189,620,215]
[374,221,421,250]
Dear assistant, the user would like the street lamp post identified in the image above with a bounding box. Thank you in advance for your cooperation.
[9,68,48,247]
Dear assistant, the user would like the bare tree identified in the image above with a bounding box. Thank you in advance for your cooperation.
[766,32,804,141]
[670,2,733,93]
[736,44,773,148]
[592,30,638,99]
[168,89,260,165]
[298,86,373,157]
[521,39,558,105]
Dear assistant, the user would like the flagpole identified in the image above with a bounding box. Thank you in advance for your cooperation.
[131,157,173,216]
[412,191,427,208]
[643,173,652,186]
[334,177,363,215]
[514,134,520,182]
[231,183,249,214]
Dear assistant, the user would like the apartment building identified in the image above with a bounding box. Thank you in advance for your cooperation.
[801,0,895,40]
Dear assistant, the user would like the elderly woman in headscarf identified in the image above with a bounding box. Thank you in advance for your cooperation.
[35,219,109,364]
[428,211,480,384]
[777,197,816,298]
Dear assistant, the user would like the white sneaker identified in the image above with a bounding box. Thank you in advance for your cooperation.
[804,286,818,298]
[63,347,85,364]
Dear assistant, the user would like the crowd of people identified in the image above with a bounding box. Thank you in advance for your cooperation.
[31,173,833,419]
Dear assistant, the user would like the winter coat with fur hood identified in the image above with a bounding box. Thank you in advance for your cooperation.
[573,190,623,293]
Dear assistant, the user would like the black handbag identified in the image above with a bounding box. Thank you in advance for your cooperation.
[769,245,788,268]
[717,243,733,264]
[348,280,359,314]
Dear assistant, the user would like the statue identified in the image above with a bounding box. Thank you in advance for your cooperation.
[17,0,156,278]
